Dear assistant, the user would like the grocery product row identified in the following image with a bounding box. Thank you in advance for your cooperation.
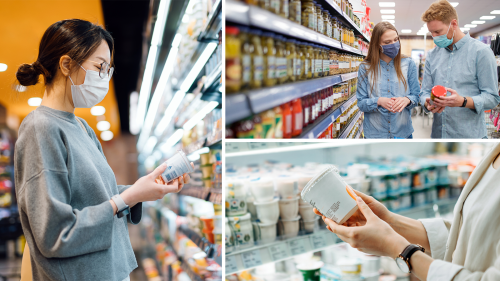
[226,78,363,139]
[223,142,490,278]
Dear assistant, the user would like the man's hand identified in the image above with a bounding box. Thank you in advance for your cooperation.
[433,88,463,108]
[425,97,445,113]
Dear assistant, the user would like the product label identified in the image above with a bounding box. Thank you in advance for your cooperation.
[329,94,333,107]
[315,60,322,73]
[305,59,310,75]
[226,58,242,88]
[304,107,310,124]
[242,250,263,268]
[322,98,328,112]
[283,2,289,18]
[276,57,287,78]
[268,56,276,79]
[285,114,292,134]
[254,56,264,81]
[294,7,301,23]
[337,123,340,130]
[288,238,307,255]
[271,0,280,12]
[311,233,327,249]
[275,115,283,138]
[308,12,315,29]
[162,156,192,182]
[294,59,302,76]
[226,198,246,213]
[318,18,324,34]
[327,23,332,38]
[226,256,238,273]
[234,230,253,246]
[323,60,329,72]
[269,243,288,261]
[295,112,303,130]
[242,55,251,83]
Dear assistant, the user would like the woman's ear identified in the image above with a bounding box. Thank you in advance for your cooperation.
[59,55,72,77]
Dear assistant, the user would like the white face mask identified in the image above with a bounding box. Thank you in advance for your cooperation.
[68,64,110,108]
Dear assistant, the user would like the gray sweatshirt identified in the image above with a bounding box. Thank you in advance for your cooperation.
[14,105,142,281]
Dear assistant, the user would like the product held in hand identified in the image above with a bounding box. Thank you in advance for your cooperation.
[301,165,358,225]
[161,151,195,182]
[430,85,447,105]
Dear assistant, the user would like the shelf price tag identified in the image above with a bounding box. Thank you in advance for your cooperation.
[269,243,289,261]
[310,233,327,249]
[288,238,307,255]
[226,255,239,273]
[241,250,263,268]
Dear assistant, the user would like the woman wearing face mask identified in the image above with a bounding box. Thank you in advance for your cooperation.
[356,22,421,139]
[14,19,191,281]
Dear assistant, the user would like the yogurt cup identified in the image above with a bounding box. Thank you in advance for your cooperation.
[253,221,277,243]
[302,216,320,233]
[280,215,301,238]
[226,182,247,216]
[296,261,324,281]
[254,198,280,224]
[275,177,298,199]
[249,178,275,203]
[297,176,313,194]
[301,165,358,225]
[227,213,254,249]
[161,151,194,182]
[225,218,235,253]
[279,196,299,220]
[299,204,316,221]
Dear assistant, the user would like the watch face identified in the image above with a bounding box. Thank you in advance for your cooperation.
[396,257,409,273]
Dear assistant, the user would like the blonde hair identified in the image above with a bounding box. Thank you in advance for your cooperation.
[421,0,458,24]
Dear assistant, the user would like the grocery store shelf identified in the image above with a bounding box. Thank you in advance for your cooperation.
[203,62,222,92]
[179,186,222,205]
[184,139,206,155]
[226,94,253,124]
[226,230,340,275]
[396,198,457,220]
[170,246,204,281]
[355,124,363,139]
[206,129,223,147]
[225,0,250,25]
[339,111,363,139]
[197,0,222,42]
[342,44,362,55]
[341,72,358,81]
[299,94,356,139]
[178,224,222,266]
[321,0,371,42]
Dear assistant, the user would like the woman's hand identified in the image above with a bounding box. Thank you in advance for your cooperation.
[377,97,395,112]
[390,97,411,113]
[120,163,187,207]
[155,162,194,186]
[314,189,393,227]
[322,196,410,258]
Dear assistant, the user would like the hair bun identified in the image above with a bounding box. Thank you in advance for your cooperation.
[16,63,40,86]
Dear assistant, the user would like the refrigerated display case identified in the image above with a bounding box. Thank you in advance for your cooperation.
[223,142,493,280]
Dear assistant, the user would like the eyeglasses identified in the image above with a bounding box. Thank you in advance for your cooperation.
[88,60,114,79]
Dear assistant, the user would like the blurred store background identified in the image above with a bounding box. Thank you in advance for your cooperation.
[225,0,500,139]
[0,0,222,280]
[224,141,494,281]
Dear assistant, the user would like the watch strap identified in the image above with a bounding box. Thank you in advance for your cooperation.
[400,244,425,272]
[461,97,468,107]
[111,194,130,218]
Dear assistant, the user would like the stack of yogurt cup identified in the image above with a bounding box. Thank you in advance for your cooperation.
[248,177,279,244]
[297,175,320,233]
[275,176,301,239]
[226,181,254,250]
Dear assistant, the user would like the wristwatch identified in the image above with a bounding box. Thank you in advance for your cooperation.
[395,244,425,273]
[461,97,468,107]
[111,194,130,218]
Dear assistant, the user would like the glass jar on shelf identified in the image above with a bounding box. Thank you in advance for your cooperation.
[261,32,277,87]
[301,0,315,31]
[279,0,289,18]
[289,0,301,24]
[298,42,306,80]
[286,39,297,82]
[323,10,331,37]
[238,26,251,90]
[225,27,242,93]
[313,45,321,78]
[322,47,329,77]
[305,43,314,79]
[333,18,341,41]
[316,5,324,34]
[270,0,280,15]
[249,29,264,89]
[275,35,288,84]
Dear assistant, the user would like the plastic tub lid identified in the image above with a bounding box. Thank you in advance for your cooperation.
[296,261,324,271]
[253,198,279,205]
[432,85,447,97]
[257,221,278,227]
[280,215,301,222]
[279,196,300,202]
[227,213,251,222]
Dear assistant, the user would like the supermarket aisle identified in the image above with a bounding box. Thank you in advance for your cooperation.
[411,107,433,139]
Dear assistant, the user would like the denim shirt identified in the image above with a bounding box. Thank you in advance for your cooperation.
[420,32,500,139]
[357,57,421,138]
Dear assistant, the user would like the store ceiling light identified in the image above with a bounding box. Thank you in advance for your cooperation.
[471,21,485,24]
[464,24,477,28]
[378,2,395,7]
[137,33,183,151]
[179,42,217,92]
[160,129,184,153]
[142,136,158,156]
[491,10,500,15]
[28,97,42,106]
[460,27,470,31]
[0,63,7,72]
[182,101,219,131]
[480,16,495,20]
[154,91,186,137]
[97,121,111,131]
[401,29,411,33]
[187,147,210,161]
[381,15,395,20]
[380,9,395,14]
[449,2,459,7]
[135,0,172,134]
[16,85,27,92]
[100,131,114,141]
[91,106,106,116]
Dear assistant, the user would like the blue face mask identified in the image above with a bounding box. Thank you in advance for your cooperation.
[432,22,454,48]
[380,41,400,59]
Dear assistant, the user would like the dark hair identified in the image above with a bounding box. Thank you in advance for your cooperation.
[16,19,114,86]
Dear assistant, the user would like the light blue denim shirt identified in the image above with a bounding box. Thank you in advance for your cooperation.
[420,32,500,139]
[357,57,421,138]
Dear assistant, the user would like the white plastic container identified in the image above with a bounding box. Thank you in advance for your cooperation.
[161,151,194,182]
[347,164,369,178]
[249,178,275,203]
[301,165,358,225]
[275,177,298,199]
[299,204,316,221]
[225,218,235,253]
[227,213,254,249]
[226,182,247,216]
[302,216,320,233]
[253,221,277,243]
[254,198,280,224]
[297,176,313,194]
[280,215,301,238]
[279,196,299,220]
